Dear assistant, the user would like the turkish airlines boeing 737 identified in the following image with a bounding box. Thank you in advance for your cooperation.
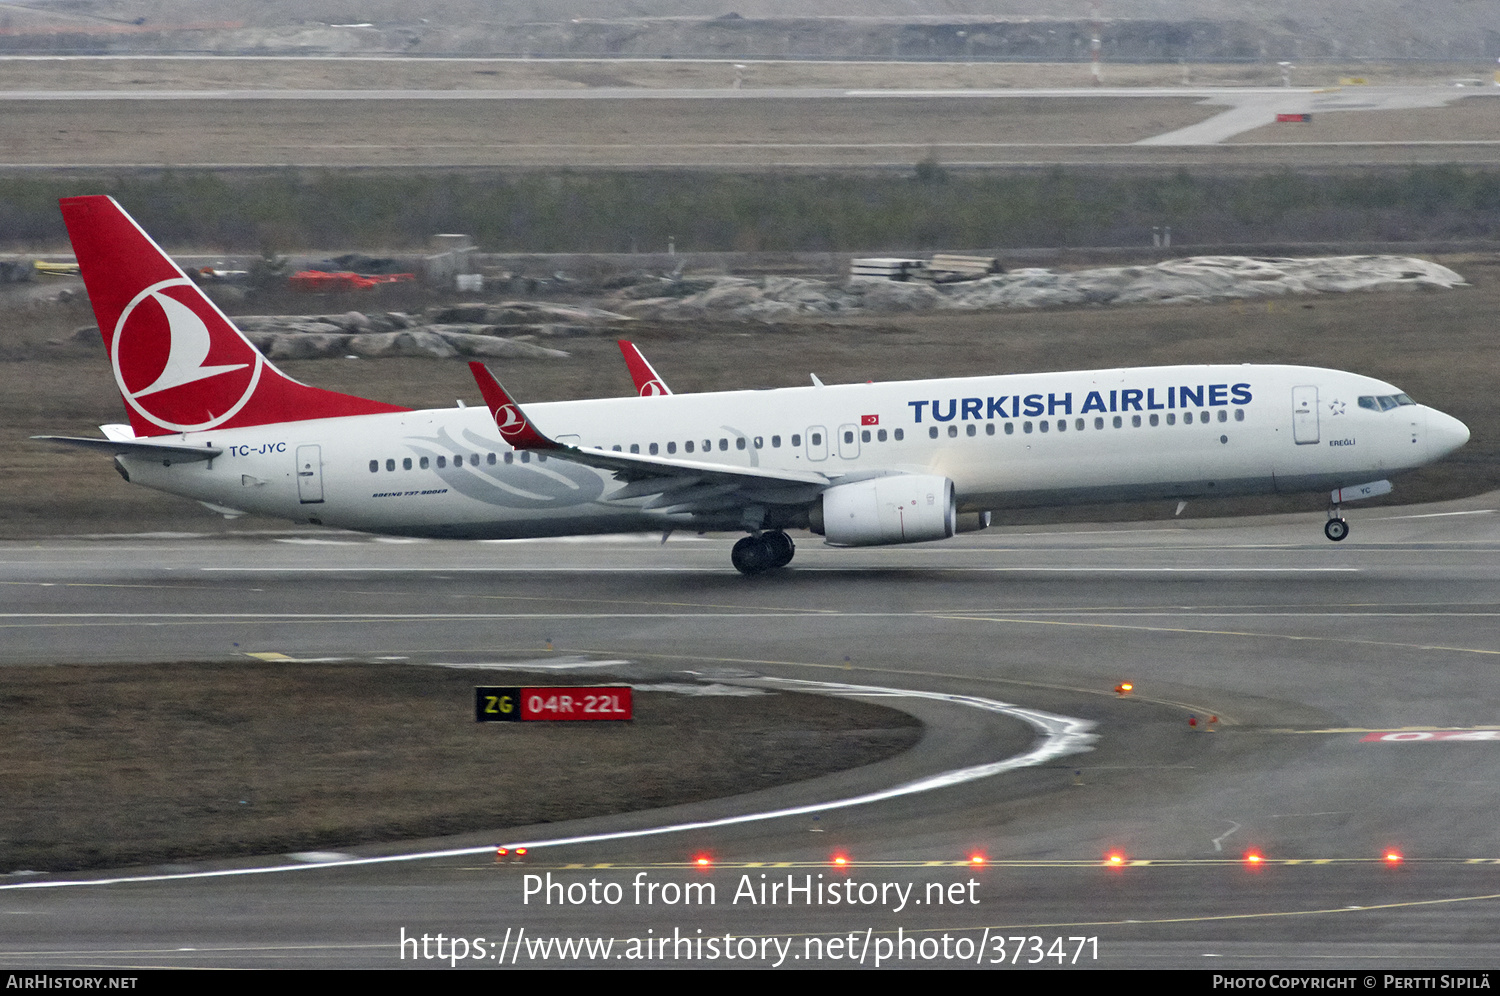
[38,196,1470,574]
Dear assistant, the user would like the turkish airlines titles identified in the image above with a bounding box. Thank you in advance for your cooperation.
[908,382,1255,422]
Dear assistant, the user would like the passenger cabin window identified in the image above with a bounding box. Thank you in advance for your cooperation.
[966,424,976,437]
[772,435,782,448]
[735,437,746,450]
[1113,416,1123,428]
[386,459,396,471]
[685,441,694,453]
[862,429,871,443]
[501,454,510,465]
[984,424,993,436]
[879,429,888,441]
[487,453,496,465]
[1149,414,1159,426]
[1005,423,1014,435]
[369,460,378,473]
[1131,415,1141,428]
[810,433,822,446]
[403,457,413,470]
[667,442,676,454]
[947,425,958,438]
[630,444,640,454]
[791,434,801,447]
[929,426,939,439]
[1094,417,1104,429]
[649,443,658,455]
[894,429,904,441]
[1218,410,1228,422]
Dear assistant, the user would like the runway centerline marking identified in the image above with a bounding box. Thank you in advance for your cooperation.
[934,614,1500,658]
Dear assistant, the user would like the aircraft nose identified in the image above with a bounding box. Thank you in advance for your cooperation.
[1427,408,1470,459]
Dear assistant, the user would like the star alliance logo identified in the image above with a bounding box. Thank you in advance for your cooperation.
[1327,399,1347,416]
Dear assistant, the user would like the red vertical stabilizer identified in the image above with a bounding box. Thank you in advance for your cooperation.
[60,195,408,437]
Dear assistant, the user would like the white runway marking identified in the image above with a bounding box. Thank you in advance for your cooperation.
[0,678,1094,891]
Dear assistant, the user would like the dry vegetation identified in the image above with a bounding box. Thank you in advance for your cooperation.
[0,662,921,871]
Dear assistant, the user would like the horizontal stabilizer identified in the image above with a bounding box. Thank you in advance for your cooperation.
[32,435,221,462]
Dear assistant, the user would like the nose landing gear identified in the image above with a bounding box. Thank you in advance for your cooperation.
[1325,508,1349,542]
[731,531,796,575]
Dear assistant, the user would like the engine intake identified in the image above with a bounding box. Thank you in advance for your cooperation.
[815,475,956,547]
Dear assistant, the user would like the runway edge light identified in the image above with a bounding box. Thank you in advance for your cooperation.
[1105,851,1126,868]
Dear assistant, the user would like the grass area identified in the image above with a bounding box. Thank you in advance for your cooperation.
[0,663,921,871]
[4,166,1500,253]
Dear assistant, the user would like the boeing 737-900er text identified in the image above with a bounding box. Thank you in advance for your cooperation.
[37,196,1471,574]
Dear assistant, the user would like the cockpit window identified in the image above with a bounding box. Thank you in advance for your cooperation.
[1361,395,1412,411]
[1377,396,1399,411]
[1395,394,1416,406]
[1358,396,1378,410]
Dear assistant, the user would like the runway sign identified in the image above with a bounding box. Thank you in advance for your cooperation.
[476,686,633,722]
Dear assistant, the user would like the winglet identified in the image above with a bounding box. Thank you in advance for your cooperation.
[617,340,673,396]
[467,362,559,450]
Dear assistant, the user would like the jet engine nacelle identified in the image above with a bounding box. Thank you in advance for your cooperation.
[815,474,957,547]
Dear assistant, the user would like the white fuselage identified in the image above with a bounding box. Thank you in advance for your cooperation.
[118,364,1468,540]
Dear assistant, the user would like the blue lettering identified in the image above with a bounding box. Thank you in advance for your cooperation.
[1146,388,1165,411]
[908,400,929,423]
[961,397,983,421]
[1023,394,1044,417]
[1081,391,1106,414]
[1209,384,1229,406]
[1048,392,1072,415]
[1167,386,1175,409]
[987,396,1009,419]
[1110,390,1118,413]
[1179,385,1204,408]
[1231,382,1253,405]
[1121,389,1144,412]
[932,399,957,422]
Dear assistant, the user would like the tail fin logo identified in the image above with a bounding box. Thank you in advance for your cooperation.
[112,279,263,432]
[638,379,668,397]
[494,403,527,442]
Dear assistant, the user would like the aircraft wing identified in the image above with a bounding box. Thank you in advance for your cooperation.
[32,435,222,463]
[468,362,830,514]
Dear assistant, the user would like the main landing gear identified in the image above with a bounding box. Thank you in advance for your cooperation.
[731,531,796,575]
[1325,508,1349,542]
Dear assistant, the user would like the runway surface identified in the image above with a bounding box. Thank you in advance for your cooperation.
[3,492,1500,968]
